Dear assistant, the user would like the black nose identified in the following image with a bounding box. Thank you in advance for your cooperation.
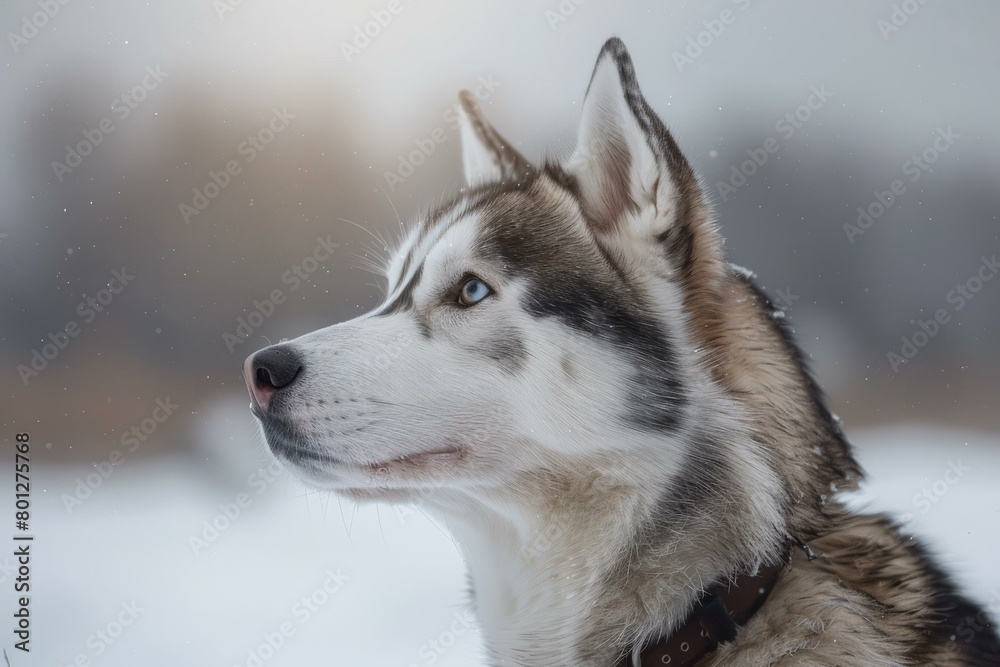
[253,345,302,389]
[243,345,303,410]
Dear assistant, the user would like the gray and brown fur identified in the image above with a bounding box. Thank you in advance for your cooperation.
[247,37,999,666]
[566,39,996,666]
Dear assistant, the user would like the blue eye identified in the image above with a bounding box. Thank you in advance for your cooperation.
[458,278,491,306]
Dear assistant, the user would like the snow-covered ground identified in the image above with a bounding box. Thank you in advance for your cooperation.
[16,402,1000,666]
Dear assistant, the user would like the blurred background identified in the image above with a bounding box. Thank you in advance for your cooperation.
[0,1,998,664]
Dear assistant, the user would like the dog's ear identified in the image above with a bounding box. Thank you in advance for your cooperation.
[568,38,712,255]
[457,90,533,187]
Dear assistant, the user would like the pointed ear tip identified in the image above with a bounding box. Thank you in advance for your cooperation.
[458,89,477,110]
[595,37,632,69]
[587,37,633,88]
[584,37,642,104]
[600,36,628,57]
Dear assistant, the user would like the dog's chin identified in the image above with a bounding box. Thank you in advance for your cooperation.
[334,487,428,504]
[289,471,451,505]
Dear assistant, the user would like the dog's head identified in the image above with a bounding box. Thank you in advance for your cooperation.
[244,39,857,526]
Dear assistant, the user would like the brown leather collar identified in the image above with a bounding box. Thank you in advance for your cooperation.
[620,555,789,666]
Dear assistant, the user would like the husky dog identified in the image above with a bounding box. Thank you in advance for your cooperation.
[244,38,998,666]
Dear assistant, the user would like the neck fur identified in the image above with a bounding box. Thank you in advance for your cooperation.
[427,418,787,666]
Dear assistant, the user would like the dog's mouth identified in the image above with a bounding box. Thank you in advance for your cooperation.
[276,442,462,470]
[361,447,464,473]
[266,433,466,494]
[253,405,470,493]
[312,450,464,500]
[330,447,465,500]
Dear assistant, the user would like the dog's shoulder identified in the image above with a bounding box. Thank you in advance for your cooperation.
[710,510,1000,665]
